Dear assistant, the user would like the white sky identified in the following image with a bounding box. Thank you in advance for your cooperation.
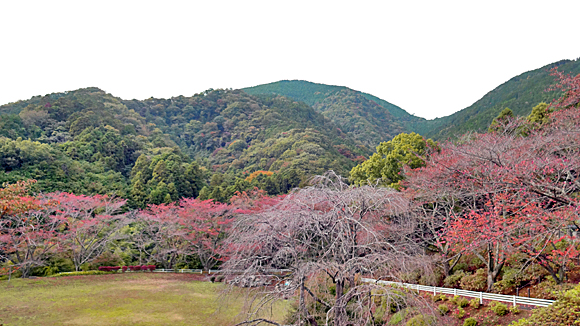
[1,1,579,120]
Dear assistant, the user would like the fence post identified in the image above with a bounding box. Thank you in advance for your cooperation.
[433,286,436,296]
[454,288,457,296]
[479,292,483,304]
[513,295,516,307]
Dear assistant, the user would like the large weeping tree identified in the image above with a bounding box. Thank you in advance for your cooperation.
[222,172,436,326]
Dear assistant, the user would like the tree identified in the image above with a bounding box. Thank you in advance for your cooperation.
[548,68,580,109]
[132,204,187,269]
[350,133,437,189]
[47,192,127,271]
[526,102,552,126]
[406,111,580,289]
[0,192,62,278]
[488,107,514,133]
[0,180,38,219]
[177,198,233,271]
[222,172,434,326]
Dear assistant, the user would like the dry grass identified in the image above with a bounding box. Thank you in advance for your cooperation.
[0,273,289,326]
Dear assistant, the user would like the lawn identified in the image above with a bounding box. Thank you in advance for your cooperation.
[0,273,289,326]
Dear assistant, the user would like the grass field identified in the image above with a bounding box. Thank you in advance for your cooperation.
[0,273,289,326]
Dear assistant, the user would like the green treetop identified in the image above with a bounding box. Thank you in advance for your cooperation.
[349,132,437,189]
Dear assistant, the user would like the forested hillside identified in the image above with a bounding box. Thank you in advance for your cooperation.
[244,59,580,141]
[244,80,412,146]
[423,59,580,139]
[0,88,367,207]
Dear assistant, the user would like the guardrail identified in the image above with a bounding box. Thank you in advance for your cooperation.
[361,278,555,308]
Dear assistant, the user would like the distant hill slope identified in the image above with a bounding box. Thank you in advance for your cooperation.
[420,59,580,139]
[244,80,419,146]
[244,59,580,142]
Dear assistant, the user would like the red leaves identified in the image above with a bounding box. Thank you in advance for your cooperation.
[548,68,580,110]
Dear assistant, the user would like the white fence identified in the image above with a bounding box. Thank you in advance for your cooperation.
[361,278,555,308]
[152,268,291,274]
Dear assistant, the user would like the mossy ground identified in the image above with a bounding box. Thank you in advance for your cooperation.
[0,273,288,326]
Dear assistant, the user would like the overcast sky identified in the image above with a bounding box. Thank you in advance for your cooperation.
[1,1,579,119]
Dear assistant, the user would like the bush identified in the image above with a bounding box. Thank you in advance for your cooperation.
[462,317,477,326]
[453,307,466,319]
[469,298,480,309]
[438,304,449,316]
[432,294,447,302]
[451,262,468,274]
[535,278,575,300]
[444,270,467,288]
[388,309,407,325]
[457,297,469,308]
[493,267,523,294]
[489,302,508,316]
[509,305,520,314]
[48,270,115,277]
[509,284,580,326]
[460,269,487,291]
[405,314,434,326]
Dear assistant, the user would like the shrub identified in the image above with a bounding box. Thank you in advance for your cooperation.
[509,284,580,326]
[493,267,522,294]
[432,294,447,302]
[405,314,434,326]
[462,317,477,326]
[536,278,574,300]
[438,304,449,315]
[48,270,114,277]
[122,266,128,273]
[388,309,408,325]
[489,302,508,316]
[444,270,467,288]
[460,269,486,292]
[509,305,520,314]
[449,295,459,305]
[457,297,469,308]
[451,262,468,274]
[453,307,466,319]
[469,298,480,309]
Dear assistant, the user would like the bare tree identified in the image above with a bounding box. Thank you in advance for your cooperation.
[222,172,436,326]
[131,204,188,269]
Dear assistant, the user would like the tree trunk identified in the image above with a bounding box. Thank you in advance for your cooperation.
[299,276,306,325]
[334,279,344,326]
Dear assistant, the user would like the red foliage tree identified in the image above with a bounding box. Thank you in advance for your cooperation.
[406,111,580,288]
[177,198,233,271]
[0,190,62,278]
[0,180,38,219]
[548,68,580,109]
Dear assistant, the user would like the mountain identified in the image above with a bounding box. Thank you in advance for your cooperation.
[243,59,580,142]
[0,87,368,205]
[244,81,417,146]
[421,59,580,139]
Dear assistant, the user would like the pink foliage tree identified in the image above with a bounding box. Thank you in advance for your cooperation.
[47,192,127,271]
